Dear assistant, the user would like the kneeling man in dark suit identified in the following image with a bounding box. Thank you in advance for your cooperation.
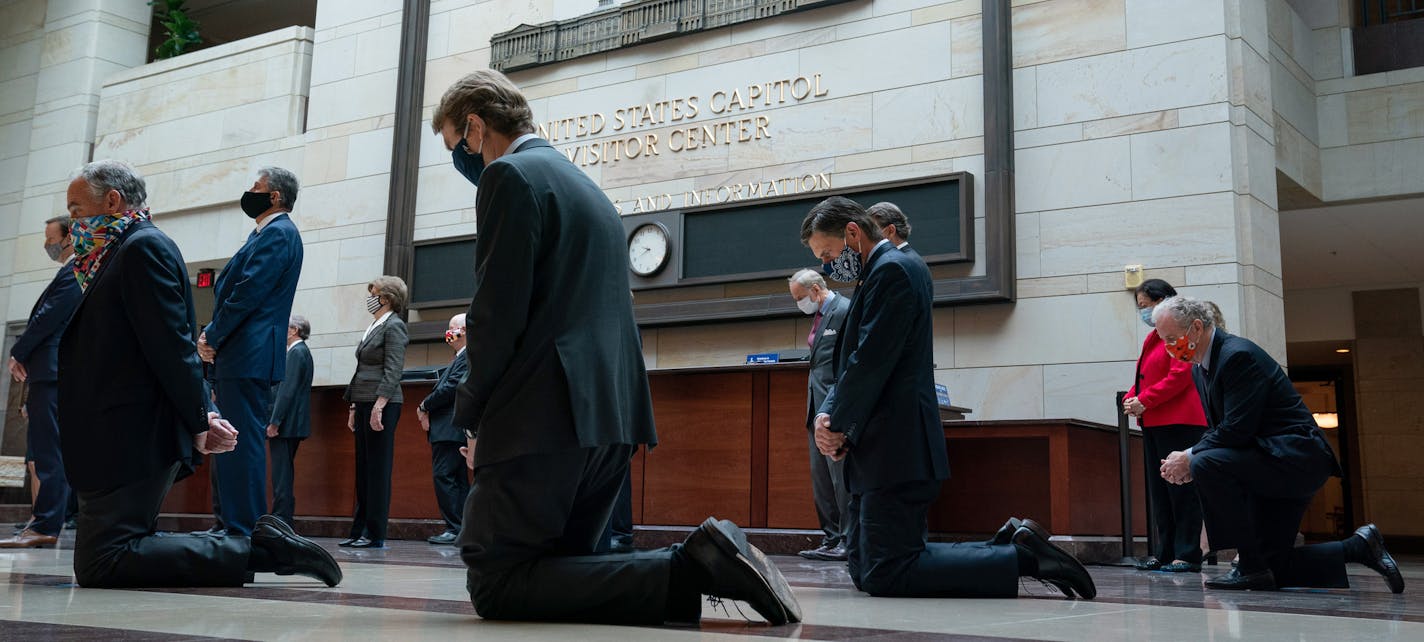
[433,70,800,625]
[801,196,1095,599]
[57,160,340,589]
[1155,295,1403,593]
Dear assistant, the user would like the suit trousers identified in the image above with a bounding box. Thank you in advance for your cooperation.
[268,437,302,526]
[459,444,675,623]
[207,459,224,530]
[431,441,470,531]
[213,378,272,536]
[25,383,69,535]
[597,469,634,551]
[807,427,849,546]
[1142,424,1205,564]
[350,402,400,542]
[846,479,1019,597]
[1190,446,1347,588]
[74,462,251,588]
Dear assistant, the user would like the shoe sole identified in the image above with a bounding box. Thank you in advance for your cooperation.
[256,516,343,587]
[688,518,802,624]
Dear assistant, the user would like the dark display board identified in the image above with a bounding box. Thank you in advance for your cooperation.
[680,175,966,283]
[411,237,476,305]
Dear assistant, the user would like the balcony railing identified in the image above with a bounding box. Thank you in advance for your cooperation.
[490,0,855,72]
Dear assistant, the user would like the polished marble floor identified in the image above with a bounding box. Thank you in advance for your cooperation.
[1,532,1420,641]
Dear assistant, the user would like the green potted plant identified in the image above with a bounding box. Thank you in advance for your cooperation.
[150,0,202,59]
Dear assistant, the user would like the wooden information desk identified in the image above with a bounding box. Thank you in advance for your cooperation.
[161,363,1145,538]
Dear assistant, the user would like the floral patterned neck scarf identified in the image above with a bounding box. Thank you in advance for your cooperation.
[72,208,151,290]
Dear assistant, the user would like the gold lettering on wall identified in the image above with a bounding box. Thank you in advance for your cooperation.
[537,74,830,168]
[612,173,833,215]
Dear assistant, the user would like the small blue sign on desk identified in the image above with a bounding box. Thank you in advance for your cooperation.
[746,353,779,364]
[935,383,951,407]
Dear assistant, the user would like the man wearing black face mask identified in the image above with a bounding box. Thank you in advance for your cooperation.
[1,217,82,548]
[195,167,305,538]
[801,196,1096,600]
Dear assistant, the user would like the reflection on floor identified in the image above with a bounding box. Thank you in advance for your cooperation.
[1,532,1420,641]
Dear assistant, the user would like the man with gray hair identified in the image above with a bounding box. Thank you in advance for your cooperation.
[196,166,305,538]
[265,314,314,527]
[1153,296,1403,593]
[55,159,338,587]
[867,201,922,265]
[788,268,851,561]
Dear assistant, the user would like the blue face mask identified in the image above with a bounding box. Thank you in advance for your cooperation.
[452,122,485,186]
[452,138,485,186]
[1139,306,1155,327]
[824,238,862,283]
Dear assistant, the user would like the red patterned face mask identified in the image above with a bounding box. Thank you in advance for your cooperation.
[1164,334,1197,362]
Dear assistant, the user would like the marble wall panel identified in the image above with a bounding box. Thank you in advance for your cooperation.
[1321,138,1424,202]
[1129,122,1234,201]
[651,319,802,368]
[796,21,952,98]
[1015,136,1131,212]
[933,365,1044,421]
[1036,36,1229,126]
[315,0,403,31]
[1043,361,1137,425]
[1126,0,1225,49]
[306,69,397,129]
[1013,0,1125,67]
[953,291,1141,367]
[872,76,982,150]
[1037,192,1237,277]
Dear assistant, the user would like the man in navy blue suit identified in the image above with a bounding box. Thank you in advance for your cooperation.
[1154,296,1404,593]
[197,167,305,537]
[802,196,1095,599]
[1,217,83,548]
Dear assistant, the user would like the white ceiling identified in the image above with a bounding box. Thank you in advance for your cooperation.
[1280,196,1424,291]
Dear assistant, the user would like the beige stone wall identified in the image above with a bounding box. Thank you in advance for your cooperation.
[0,0,50,325]
[1352,288,1424,536]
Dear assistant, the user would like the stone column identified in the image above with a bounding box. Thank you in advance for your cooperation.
[1352,288,1424,537]
[1224,0,1287,361]
[20,0,150,240]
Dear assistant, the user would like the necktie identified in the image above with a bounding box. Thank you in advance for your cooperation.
[808,311,822,348]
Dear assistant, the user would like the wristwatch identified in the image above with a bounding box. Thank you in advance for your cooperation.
[464,428,477,440]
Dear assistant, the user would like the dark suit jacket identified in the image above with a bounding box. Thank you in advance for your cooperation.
[268,341,313,439]
[203,213,304,383]
[422,348,469,444]
[58,220,213,492]
[897,242,925,268]
[453,138,656,466]
[344,315,408,403]
[11,260,83,383]
[806,293,851,428]
[819,241,949,492]
[1192,330,1341,476]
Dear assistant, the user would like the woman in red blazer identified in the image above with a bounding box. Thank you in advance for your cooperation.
[1125,279,1208,572]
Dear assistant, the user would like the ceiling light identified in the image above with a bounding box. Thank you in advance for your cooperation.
[1313,413,1339,429]
[1335,348,1351,354]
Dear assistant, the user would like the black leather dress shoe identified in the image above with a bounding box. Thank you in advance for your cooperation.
[252,515,342,587]
[338,537,366,547]
[427,530,458,545]
[1162,561,1201,573]
[349,539,385,549]
[992,517,1053,546]
[610,534,635,553]
[1204,568,1275,590]
[1013,526,1096,599]
[683,517,802,625]
[1354,524,1404,594]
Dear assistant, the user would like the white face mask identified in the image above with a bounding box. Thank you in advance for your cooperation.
[796,295,819,315]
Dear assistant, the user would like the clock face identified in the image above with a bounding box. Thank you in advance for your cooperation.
[628,223,670,277]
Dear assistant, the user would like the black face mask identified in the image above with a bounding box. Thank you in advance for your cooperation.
[241,191,273,219]
[452,137,485,187]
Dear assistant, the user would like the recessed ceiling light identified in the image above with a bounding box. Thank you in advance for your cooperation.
[1335,348,1351,354]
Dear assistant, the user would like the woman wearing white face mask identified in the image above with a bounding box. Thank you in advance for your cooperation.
[341,275,410,549]
[1124,279,1209,573]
